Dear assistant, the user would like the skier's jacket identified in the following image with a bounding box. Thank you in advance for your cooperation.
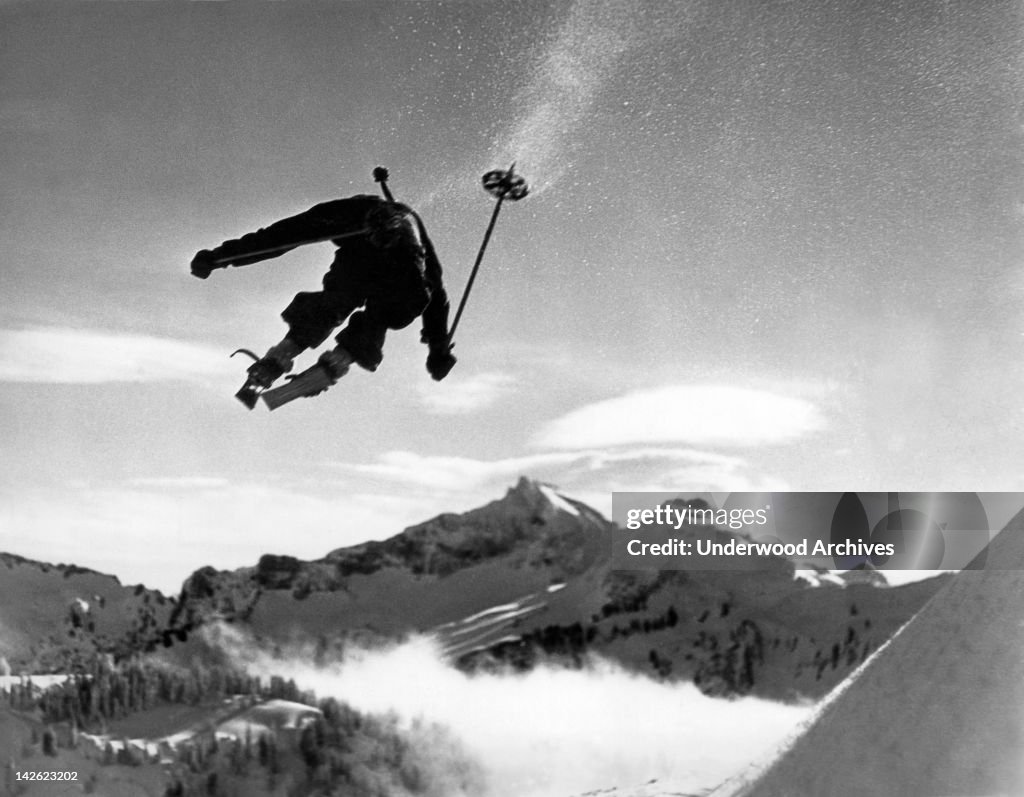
[206,195,450,351]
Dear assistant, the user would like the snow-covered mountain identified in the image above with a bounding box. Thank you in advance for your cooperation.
[164,478,945,702]
[0,477,951,701]
[2,479,990,797]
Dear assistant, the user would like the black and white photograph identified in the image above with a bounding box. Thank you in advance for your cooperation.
[1,1,1022,794]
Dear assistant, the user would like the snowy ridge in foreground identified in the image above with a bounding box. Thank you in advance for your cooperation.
[704,620,912,797]
[734,511,1024,797]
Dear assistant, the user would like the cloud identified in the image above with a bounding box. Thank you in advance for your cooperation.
[331,446,787,519]
[215,630,810,797]
[418,371,516,415]
[333,447,752,493]
[0,441,791,594]
[335,450,584,491]
[0,327,229,385]
[532,385,827,450]
[0,480,432,594]
[126,476,231,489]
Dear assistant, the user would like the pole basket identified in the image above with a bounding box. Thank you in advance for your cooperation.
[482,167,530,201]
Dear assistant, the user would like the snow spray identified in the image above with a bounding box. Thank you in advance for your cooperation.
[489,0,642,194]
[206,623,808,797]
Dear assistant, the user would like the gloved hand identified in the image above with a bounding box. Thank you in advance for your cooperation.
[190,249,220,279]
[426,344,456,381]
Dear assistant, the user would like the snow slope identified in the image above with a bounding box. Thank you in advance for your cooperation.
[734,509,1024,796]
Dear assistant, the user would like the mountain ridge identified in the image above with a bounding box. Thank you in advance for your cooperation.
[160,478,946,702]
[0,551,174,672]
[1,478,949,704]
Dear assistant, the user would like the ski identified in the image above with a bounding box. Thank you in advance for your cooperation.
[236,382,262,410]
[231,349,275,410]
[260,363,336,410]
[259,347,353,410]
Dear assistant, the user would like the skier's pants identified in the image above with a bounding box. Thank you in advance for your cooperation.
[280,256,430,371]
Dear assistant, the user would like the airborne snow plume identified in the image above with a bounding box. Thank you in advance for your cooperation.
[209,625,809,797]
[489,0,642,194]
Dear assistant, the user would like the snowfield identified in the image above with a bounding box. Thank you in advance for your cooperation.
[731,511,1024,796]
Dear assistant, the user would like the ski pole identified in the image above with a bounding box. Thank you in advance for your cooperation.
[448,164,529,344]
[373,166,396,202]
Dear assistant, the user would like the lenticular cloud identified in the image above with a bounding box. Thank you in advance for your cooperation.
[533,384,826,450]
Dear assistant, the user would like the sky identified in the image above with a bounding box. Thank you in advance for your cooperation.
[1,0,1022,593]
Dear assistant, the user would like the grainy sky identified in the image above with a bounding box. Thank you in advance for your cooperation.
[1,0,1021,592]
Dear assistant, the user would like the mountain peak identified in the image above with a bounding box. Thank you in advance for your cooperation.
[505,476,581,518]
[839,560,888,587]
[506,475,550,502]
[286,477,614,584]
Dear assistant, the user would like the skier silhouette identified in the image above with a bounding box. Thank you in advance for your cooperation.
[191,193,456,408]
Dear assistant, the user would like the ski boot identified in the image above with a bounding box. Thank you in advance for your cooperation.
[261,346,354,411]
[233,340,302,409]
